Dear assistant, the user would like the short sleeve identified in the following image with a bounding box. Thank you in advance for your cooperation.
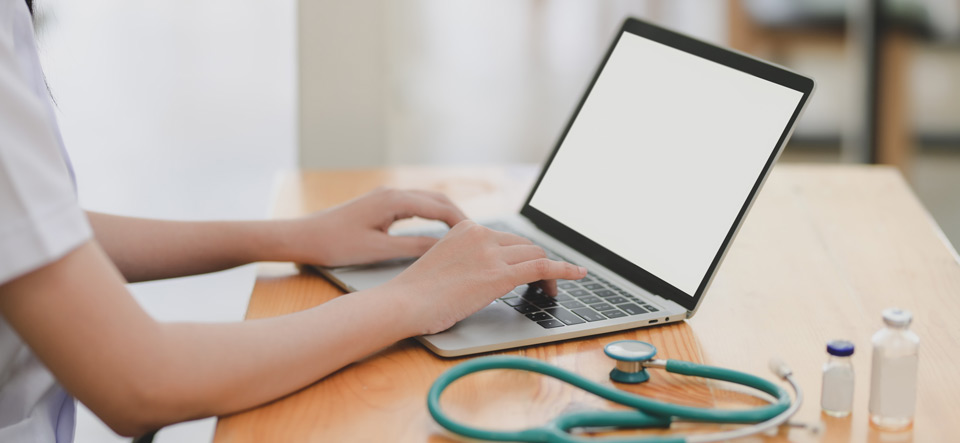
[0,2,91,285]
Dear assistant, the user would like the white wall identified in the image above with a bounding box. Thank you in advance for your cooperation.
[39,0,297,218]
[37,0,297,441]
[299,0,389,167]
[298,0,729,168]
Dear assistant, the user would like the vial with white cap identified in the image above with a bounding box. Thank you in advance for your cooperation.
[868,308,919,431]
[821,340,855,417]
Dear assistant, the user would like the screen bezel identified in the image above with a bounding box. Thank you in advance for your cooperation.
[520,17,814,312]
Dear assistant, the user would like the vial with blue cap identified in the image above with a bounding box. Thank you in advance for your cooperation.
[821,340,855,417]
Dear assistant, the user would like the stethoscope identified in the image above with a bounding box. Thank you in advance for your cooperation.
[428,340,804,443]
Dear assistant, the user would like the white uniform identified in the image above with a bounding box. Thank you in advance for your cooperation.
[1,0,93,441]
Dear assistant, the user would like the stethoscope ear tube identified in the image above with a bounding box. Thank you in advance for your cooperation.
[427,355,795,443]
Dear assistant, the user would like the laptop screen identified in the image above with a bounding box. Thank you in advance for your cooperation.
[526,26,807,303]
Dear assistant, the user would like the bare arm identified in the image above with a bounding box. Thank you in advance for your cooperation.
[87,188,469,282]
[0,224,585,437]
[0,241,415,436]
[86,213,287,282]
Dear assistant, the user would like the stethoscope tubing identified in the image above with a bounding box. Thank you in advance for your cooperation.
[427,355,793,443]
[684,373,802,443]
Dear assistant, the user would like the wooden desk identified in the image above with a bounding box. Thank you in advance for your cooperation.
[215,165,960,442]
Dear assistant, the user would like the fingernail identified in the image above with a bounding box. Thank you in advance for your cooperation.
[578,266,587,274]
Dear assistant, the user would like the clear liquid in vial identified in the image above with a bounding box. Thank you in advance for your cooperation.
[868,308,919,432]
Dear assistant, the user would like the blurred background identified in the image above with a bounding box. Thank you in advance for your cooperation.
[30,0,959,441]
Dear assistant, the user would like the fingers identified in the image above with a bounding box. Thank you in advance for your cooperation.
[536,279,560,297]
[500,245,547,265]
[510,259,587,290]
[391,191,467,228]
[490,230,534,247]
[408,190,468,222]
[449,221,531,247]
[457,223,585,295]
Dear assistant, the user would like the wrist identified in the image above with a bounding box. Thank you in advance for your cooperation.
[270,216,340,266]
[245,219,306,263]
[363,282,426,339]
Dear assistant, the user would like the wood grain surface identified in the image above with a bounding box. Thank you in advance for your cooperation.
[214,165,960,442]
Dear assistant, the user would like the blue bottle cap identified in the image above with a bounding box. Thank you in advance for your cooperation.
[826,340,855,356]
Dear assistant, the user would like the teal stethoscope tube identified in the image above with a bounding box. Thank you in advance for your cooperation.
[427,356,790,443]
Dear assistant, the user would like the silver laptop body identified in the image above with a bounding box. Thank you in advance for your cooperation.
[318,215,689,357]
[315,18,814,357]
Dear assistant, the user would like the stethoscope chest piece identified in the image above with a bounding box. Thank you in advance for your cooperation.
[604,340,657,384]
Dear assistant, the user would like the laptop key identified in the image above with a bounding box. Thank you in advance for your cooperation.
[514,303,540,314]
[601,309,627,319]
[501,297,526,307]
[578,295,602,305]
[594,289,616,298]
[537,319,565,329]
[605,296,628,305]
[617,303,648,315]
[531,299,558,308]
[545,307,586,325]
[571,308,606,322]
[556,293,573,302]
[520,290,544,300]
[523,293,558,308]
[558,282,577,290]
[643,305,659,312]
[583,283,604,291]
[589,302,614,312]
[569,289,589,297]
[526,312,552,321]
[560,300,585,309]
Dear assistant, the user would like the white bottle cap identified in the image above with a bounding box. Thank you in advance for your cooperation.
[882,308,913,327]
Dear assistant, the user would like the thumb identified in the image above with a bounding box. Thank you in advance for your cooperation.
[385,235,439,259]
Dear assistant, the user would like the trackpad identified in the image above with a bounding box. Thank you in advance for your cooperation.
[422,301,539,349]
[325,257,416,291]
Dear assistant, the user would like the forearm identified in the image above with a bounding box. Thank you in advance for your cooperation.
[86,211,299,282]
[144,286,415,425]
[0,241,418,436]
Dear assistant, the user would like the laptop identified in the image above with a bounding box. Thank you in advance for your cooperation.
[315,18,815,357]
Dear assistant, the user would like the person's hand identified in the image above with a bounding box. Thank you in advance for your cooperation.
[285,188,468,267]
[379,221,587,335]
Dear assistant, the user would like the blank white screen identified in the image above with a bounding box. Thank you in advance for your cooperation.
[529,32,803,296]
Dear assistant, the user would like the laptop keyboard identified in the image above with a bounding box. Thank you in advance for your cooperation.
[485,223,661,329]
[502,275,659,329]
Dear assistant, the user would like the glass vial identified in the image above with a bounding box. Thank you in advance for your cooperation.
[868,308,919,431]
[821,340,855,417]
